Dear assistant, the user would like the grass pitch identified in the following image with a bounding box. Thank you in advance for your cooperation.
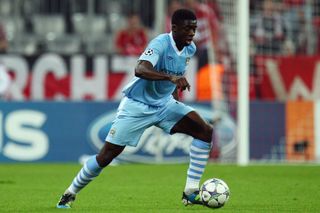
[0,163,319,213]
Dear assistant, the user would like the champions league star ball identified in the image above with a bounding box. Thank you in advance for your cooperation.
[200,178,230,208]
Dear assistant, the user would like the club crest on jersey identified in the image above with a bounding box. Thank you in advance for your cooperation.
[144,48,154,56]
[186,57,190,65]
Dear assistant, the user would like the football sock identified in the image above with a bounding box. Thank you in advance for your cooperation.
[184,139,211,195]
[67,155,103,194]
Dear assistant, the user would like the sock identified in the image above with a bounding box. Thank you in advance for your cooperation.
[67,155,103,194]
[184,139,211,194]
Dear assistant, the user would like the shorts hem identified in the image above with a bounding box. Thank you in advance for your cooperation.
[105,140,138,147]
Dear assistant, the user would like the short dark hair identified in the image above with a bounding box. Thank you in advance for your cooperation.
[171,9,197,25]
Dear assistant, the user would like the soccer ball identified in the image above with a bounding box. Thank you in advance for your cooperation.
[200,178,230,208]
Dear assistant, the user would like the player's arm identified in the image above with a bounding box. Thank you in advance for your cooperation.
[135,60,171,80]
[172,87,179,100]
[135,60,190,91]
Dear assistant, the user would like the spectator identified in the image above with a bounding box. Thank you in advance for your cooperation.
[0,23,8,53]
[313,16,320,55]
[115,13,148,56]
[250,0,262,13]
[313,0,320,54]
[293,8,308,54]
[251,0,288,55]
[282,0,308,54]
[185,0,229,70]
[206,0,223,21]
[165,0,183,32]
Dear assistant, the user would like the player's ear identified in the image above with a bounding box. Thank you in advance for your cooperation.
[171,24,177,32]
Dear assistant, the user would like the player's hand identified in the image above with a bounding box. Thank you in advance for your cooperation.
[169,75,190,91]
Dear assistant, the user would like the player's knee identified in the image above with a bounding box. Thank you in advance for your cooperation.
[206,125,214,142]
[96,154,111,167]
[96,143,124,167]
[198,124,213,143]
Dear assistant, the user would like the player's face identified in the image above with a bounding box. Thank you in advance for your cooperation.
[173,20,197,47]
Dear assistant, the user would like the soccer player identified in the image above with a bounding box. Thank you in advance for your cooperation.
[57,9,213,208]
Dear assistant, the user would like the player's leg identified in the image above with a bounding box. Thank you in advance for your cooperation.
[57,143,125,209]
[66,143,125,194]
[96,142,125,167]
[56,154,103,209]
[156,100,213,205]
[171,111,213,205]
[57,97,155,208]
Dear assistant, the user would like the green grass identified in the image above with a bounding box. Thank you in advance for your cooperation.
[0,163,319,213]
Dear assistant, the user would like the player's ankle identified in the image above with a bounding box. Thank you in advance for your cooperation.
[184,188,199,195]
[65,189,76,195]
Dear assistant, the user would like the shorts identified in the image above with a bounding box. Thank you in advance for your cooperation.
[105,97,194,147]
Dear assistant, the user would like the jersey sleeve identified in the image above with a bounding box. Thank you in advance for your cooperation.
[189,41,197,56]
[139,37,165,67]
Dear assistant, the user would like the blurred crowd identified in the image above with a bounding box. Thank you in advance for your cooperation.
[0,0,319,101]
[250,0,320,56]
[0,0,319,57]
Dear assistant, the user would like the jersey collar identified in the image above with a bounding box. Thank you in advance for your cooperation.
[169,32,184,56]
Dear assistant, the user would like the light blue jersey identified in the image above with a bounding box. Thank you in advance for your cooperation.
[106,32,196,147]
[122,32,196,107]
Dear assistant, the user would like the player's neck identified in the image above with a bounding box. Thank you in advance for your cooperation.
[170,32,185,51]
[174,39,184,51]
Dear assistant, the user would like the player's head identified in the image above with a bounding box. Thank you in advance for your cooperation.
[171,9,197,47]
[126,12,141,30]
